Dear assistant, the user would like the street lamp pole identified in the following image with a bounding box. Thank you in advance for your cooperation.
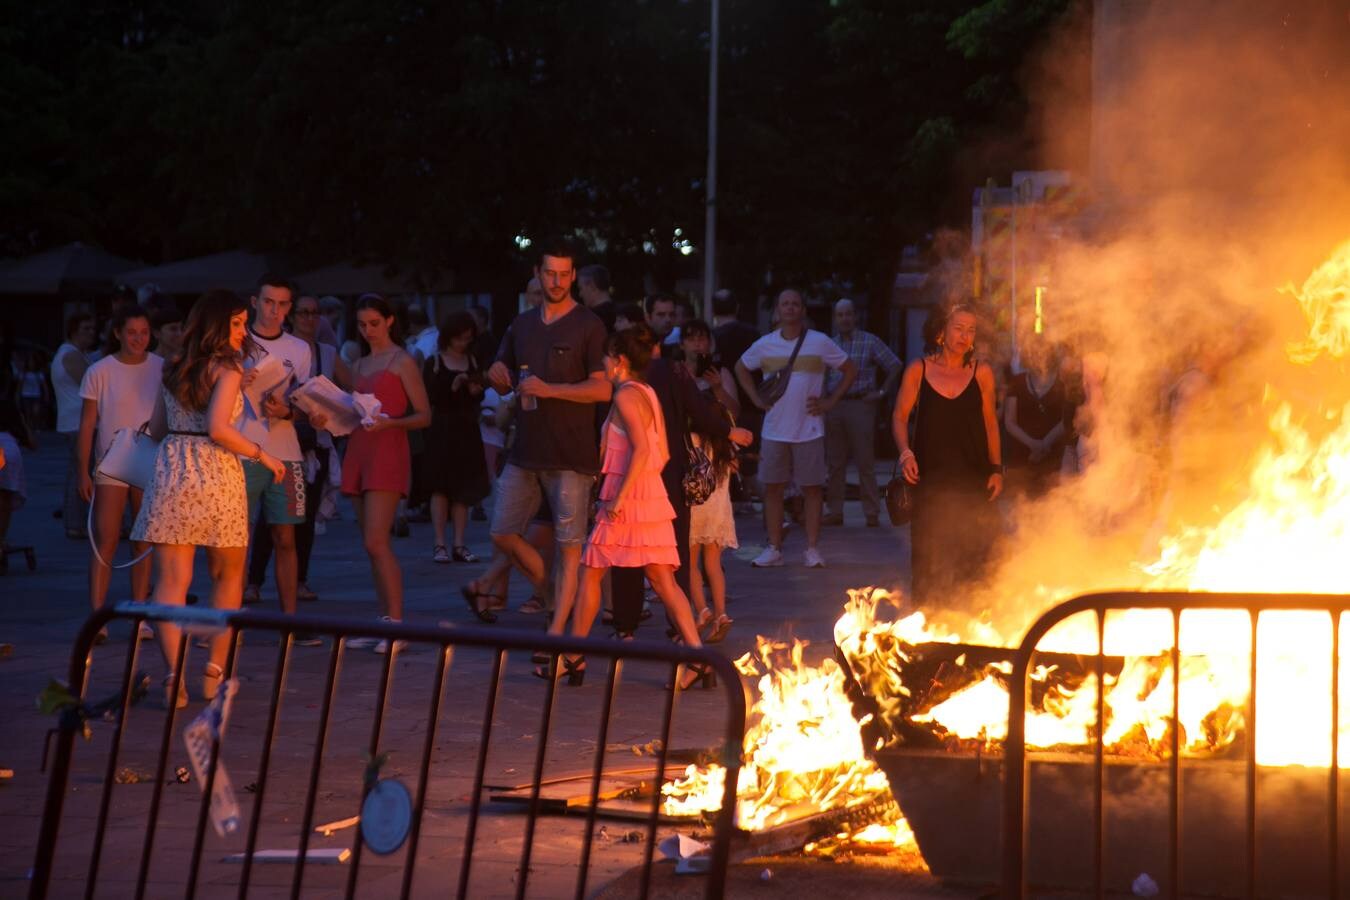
[702,0,720,320]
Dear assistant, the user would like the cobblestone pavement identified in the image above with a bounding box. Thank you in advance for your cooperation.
[0,434,975,898]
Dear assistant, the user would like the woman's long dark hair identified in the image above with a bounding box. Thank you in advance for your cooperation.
[922,302,978,367]
[165,289,250,411]
[431,310,480,374]
[104,304,151,356]
[605,323,657,378]
[356,293,403,356]
[698,403,738,484]
[436,311,479,353]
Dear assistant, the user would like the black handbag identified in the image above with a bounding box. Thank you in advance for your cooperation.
[756,329,808,408]
[682,434,717,506]
[885,463,915,526]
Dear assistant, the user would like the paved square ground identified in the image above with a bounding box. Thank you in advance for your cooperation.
[0,435,984,898]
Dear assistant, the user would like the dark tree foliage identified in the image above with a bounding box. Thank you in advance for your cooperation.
[0,0,1078,309]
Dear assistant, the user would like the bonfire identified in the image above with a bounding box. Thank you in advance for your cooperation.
[661,238,1350,844]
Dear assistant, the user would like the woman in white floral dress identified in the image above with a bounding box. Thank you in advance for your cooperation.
[132,289,285,707]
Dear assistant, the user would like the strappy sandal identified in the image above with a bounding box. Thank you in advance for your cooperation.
[694,608,714,635]
[533,654,586,686]
[518,594,550,615]
[460,584,500,624]
[202,662,225,701]
[433,545,450,564]
[706,615,734,644]
[668,662,717,692]
[452,546,479,563]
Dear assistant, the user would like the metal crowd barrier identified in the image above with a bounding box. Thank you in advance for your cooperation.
[1001,590,1350,900]
[31,602,746,899]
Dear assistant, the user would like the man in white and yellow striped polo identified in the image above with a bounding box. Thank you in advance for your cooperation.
[735,289,856,568]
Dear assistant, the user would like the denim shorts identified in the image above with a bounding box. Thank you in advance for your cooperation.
[490,464,595,546]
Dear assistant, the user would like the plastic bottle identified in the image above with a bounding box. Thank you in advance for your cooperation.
[519,364,537,411]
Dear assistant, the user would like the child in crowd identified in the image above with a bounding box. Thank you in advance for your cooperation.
[689,407,738,642]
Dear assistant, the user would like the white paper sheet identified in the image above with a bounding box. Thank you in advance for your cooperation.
[243,356,295,420]
[289,375,381,437]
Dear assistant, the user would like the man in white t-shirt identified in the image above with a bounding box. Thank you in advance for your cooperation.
[736,289,856,568]
[239,275,316,641]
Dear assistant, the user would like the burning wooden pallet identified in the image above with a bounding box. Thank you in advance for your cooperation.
[487,762,903,859]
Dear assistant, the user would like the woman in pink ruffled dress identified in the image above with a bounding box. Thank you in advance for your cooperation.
[535,325,711,688]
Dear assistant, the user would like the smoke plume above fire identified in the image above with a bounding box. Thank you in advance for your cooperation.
[947,0,1350,638]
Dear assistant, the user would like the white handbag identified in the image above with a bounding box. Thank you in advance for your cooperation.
[96,422,160,491]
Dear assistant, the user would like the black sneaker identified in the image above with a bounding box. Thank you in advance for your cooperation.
[293,633,324,647]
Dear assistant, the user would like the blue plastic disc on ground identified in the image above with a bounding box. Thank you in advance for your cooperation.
[360,779,413,855]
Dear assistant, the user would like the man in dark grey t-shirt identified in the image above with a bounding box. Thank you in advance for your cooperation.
[485,239,610,624]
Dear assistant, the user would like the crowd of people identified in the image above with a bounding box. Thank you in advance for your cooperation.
[0,236,1102,703]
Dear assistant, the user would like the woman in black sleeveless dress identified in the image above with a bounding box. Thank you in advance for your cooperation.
[891,304,1003,607]
[421,312,491,563]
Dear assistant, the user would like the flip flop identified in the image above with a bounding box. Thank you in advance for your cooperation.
[460,585,499,624]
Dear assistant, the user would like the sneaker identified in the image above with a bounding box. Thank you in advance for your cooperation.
[242,584,261,605]
[373,615,404,654]
[137,621,155,641]
[293,632,324,647]
[372,615,404,654]
[803,547,826,568]
[751,546,784,568]
[346,619,384,650]
[822,513,844,527]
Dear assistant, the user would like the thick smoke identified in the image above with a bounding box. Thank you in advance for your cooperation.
[942,0,1350,639]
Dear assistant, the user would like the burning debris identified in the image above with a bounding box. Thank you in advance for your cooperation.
[661,635,904,845]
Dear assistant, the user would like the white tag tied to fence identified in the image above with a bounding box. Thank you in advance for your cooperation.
[182,678,241,837]
[360,779,412,855]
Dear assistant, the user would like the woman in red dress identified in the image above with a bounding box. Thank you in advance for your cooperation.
[338,294,430,650]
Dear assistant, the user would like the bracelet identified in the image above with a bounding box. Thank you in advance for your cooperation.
[899,449,916,463]
[251,443,263,461]
[988,461,1004,476]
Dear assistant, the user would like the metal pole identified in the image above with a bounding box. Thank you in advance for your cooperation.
[702,0,720,321]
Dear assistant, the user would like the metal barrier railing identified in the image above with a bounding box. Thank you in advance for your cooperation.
[1001,590,1350,900]
[31,602,746,900]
